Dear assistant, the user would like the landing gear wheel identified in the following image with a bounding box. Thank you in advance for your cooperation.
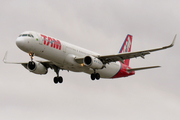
[91,74,96,80]
[58,76,63,83]
[54,77,58,84]
[91,73,100,80]
[54,76,63,84]
[95,73,100,80]
[53,67,64,84]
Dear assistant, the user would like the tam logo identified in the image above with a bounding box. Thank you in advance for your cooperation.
[122,36,131,53]
[41,34,61,50]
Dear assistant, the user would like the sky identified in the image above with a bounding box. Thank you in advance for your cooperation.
[1,0,180,120]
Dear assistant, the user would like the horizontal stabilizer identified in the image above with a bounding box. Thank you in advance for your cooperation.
[127,66,161,72]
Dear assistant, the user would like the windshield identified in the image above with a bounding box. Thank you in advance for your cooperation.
[19,34,34,38]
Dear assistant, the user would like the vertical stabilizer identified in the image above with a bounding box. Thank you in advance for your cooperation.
[119,34,133,66]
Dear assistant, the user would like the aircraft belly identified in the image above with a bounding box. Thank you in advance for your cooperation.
[98,62,121,78]
[81,62,121,78]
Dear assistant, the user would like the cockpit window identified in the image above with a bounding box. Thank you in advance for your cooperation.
[22,34,28,36]
[19,34,34,38]
[30,34,34,38]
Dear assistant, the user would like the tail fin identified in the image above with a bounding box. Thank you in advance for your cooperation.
[119,34,133,66]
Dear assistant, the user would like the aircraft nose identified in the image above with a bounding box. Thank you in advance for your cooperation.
[16,37,24,49]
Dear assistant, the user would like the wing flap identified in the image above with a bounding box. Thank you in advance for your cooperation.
[99,51,150,63]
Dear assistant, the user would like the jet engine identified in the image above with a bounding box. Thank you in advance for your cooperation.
[27,61,48,74]
[83,56,103,69]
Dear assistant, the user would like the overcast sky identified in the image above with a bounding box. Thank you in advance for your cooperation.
[1,0,180,120]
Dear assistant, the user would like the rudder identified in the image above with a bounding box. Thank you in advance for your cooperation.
[119,34,133,66]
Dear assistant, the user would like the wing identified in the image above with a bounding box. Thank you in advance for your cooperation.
[3,51,61,70]
[75,35,176,64]
[20,61,58,70]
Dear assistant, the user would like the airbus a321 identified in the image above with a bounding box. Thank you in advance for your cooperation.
[3,31,176,84]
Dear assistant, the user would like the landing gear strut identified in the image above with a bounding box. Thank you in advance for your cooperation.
[91,70,100,80]
[54,67,63,84]
[29,53,34,61]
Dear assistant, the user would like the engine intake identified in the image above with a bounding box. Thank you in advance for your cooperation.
[84,56,92,65]
[28,61,36,70]
[83,56,103,69]
[27,61,47,74]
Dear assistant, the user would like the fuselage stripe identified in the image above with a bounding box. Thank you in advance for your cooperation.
[119,35,129,53]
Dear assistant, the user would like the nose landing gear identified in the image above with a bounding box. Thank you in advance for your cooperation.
[29,53,34,61]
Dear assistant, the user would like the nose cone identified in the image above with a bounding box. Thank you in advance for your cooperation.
[16,37,24,49]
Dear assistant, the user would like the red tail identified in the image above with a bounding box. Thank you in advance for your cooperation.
[119,34,133,66]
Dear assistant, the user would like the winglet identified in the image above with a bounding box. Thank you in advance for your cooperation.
[171,34,177,47]
[3,51,25,64]
[3,51,8,63]
[149,34,177,52]
[163,34,177,49]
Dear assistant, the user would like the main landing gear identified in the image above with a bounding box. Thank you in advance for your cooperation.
[53,67,63,84]
[29,52,63,84]
[54,76,63,84]
[91,70,100,80]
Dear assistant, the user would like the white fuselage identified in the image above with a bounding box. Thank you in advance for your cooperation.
[13,31,176,81]
[16,31,127,78]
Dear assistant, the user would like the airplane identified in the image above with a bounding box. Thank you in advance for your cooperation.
[3,31,176,84]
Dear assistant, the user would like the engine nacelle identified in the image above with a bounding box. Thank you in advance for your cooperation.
[83,56,103,69]
[27,61,48,74]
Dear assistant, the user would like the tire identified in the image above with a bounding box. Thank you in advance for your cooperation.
[53,77,58,84]
[95,73,100,80]
[58,76,63,83]
[91,74,95,80]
